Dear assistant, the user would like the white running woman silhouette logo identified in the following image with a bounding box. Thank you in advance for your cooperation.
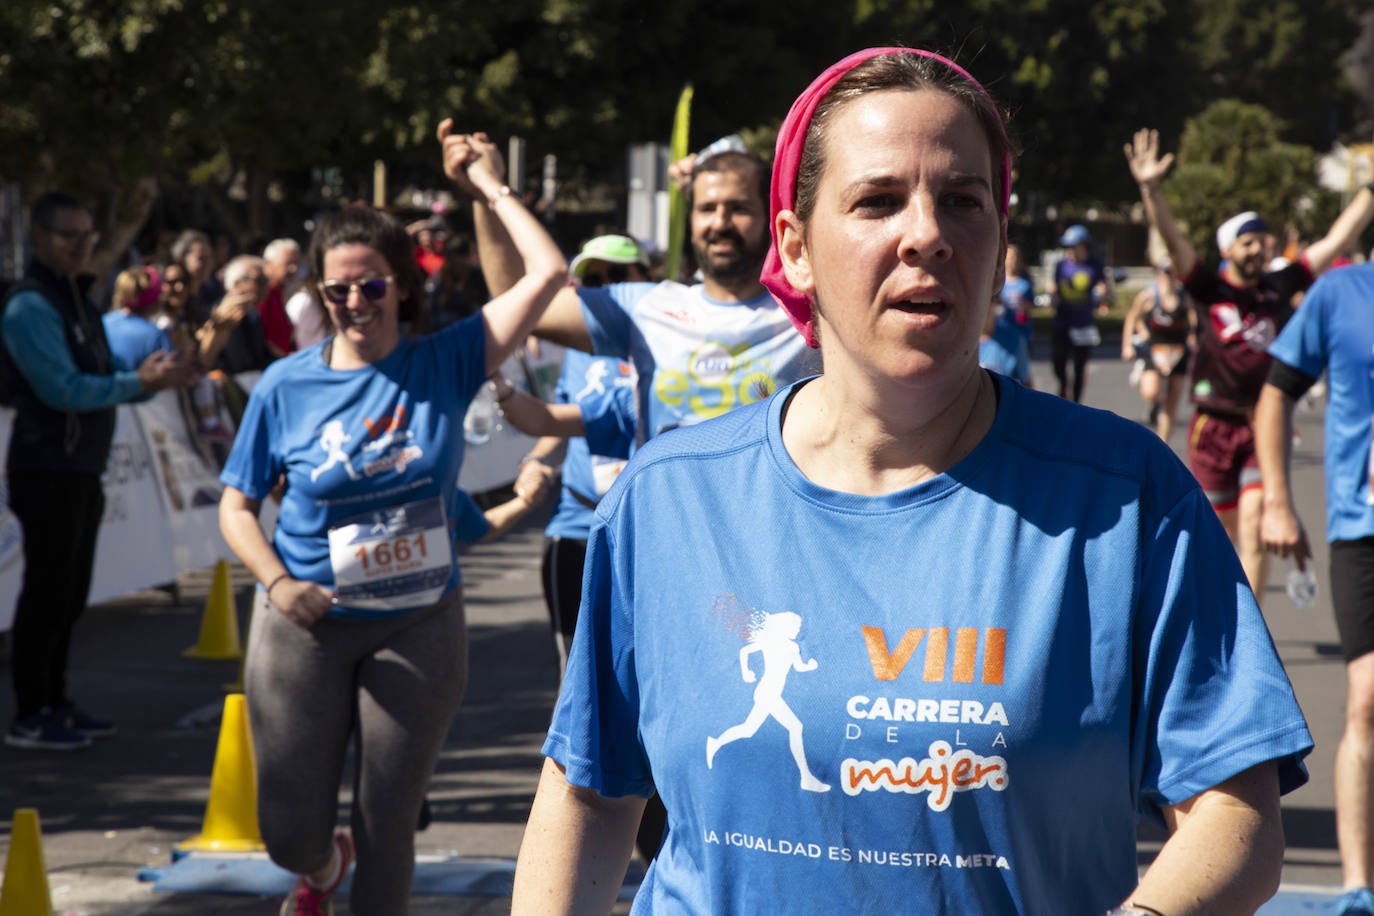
[310,420,362,482]
[706,606,830,793]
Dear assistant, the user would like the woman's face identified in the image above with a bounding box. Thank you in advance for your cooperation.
[1004,244,1022,277]
[184,241,210,277]
[779,88,1005,387]
[163,265,190,309]
[320,243,401,363]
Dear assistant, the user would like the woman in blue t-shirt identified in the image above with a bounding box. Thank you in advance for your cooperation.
[513,49,1311,915]
[218,125,566,915]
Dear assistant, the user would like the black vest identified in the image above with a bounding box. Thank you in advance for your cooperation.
[1,259,118,476]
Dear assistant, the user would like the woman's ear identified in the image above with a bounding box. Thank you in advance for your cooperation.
[776,210,815,297]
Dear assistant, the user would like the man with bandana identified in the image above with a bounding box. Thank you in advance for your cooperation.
[1125,129,1374,607]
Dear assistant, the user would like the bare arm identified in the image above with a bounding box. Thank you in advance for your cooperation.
[1302,184,1374,276]
[1127,761,1283,914]
[478,492,541,542]
[1125,129,1199,279]
[219,485,334,627]
[512,758,645,915]
[194,291,253,368]
[1122,289,1151,359]
[493,374,588,438]
[530,287,593,352]
[436,122,568,375]
[1255,382,1312,570]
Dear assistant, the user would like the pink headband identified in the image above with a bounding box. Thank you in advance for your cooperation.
[134,266,162,311]
[760,47,1013,348]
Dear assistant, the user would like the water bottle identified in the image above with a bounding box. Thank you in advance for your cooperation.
[1286,567,1317,609]
[463,383,498,446]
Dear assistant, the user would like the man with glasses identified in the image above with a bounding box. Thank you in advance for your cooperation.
[0,191,194,750]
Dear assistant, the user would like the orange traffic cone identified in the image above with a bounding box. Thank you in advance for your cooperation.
[0,808,54,916]
[183,559,243,660]
[178,694,263,852]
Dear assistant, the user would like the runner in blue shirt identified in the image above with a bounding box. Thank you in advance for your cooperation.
[218,125,567,916]
[1256,260,1374,916]
[514,47,1311,916]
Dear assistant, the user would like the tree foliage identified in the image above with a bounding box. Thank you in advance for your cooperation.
[0,0,1367,258]
[1164,99,1341,259]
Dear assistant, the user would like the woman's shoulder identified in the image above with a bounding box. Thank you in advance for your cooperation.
[995,381,1190,493]
[253,345,329,392]
[598,397,773,512]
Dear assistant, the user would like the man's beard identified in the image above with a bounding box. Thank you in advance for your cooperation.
[693,227,768,285]
[1233,253,1266,282]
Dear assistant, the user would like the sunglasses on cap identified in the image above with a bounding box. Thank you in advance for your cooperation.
[318,275,395,304]
[581,265,629,288]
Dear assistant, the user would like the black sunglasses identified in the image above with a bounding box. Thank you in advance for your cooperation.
[319,275,394,305]
[582,265,630,288]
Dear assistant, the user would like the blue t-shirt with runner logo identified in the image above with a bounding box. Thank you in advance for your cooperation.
[1267,262,1374,543]
[545,349,636,541]
[579,280,816,445]
[220,316,487,618]
[547,375,1311,913]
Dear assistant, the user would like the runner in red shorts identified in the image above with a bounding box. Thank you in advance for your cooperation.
[1125,128,1374,606]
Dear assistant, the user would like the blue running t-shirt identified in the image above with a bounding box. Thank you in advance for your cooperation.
[547,375,1312,913]
[221,317,487,618]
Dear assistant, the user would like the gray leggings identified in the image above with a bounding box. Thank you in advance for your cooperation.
[245,588,467,915]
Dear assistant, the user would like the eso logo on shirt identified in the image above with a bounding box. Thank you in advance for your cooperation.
[655,340,780,425]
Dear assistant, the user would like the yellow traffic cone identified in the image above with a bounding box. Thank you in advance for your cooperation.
[178,694,264,852]
[183,559,243,660]
[0,808,54,916]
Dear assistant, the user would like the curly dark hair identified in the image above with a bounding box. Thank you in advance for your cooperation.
[308,204,428,327]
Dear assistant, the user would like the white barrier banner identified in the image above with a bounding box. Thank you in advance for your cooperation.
[89,406,178,604]
[136,389,234,574]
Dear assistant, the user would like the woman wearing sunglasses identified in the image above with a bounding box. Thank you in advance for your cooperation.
[218,124,566,916]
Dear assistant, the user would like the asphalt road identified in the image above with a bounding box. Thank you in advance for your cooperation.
[0,335,1351,913]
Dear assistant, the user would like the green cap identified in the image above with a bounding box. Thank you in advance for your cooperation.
[570,234,648,278]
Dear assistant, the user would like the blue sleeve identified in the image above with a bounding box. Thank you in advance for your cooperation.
[3,291,144,409]
[578,287,631,358]
[451,490,492,544]
[1268,278,1329,378]
[219,386,282,500]
[542,514,654,797]
[579,384,635,459]
[1134,486,1313,813]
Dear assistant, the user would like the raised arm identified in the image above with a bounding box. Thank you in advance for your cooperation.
[1125,761,1283,915]
[512,758,645,915]
[1125,130,1199,279]
[1254,381,1312,570]
[1301,183,1374,276]
[437,122,568,375]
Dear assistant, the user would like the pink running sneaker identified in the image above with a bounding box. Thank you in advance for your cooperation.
[279,829,353,916]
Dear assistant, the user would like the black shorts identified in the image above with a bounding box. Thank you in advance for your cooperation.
[1331,538,1374,662]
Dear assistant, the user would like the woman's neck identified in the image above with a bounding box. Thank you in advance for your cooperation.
[782,365,994,496]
